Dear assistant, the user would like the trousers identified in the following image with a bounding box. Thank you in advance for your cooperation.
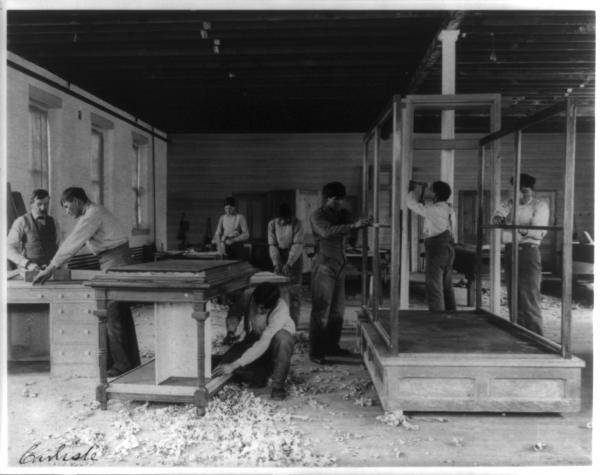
[98,243,141,372]
[424,231,456,312]
[309,256,345,358]
[504,244,543,335]
[278,249,303,326]
[216,329,295,389]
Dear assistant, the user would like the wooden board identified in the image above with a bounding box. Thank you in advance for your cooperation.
[155,303,211,383]
[91,259,257,289]
[379,310,549,354]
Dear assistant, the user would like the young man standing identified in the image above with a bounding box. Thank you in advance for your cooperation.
[213,196,250,260]
[492,173,549,335]
[32,187,140,376]
[267,203,304,326]
[7,189,60,271]
[213,282,295,400]
[309,181,372,364]
[406,181,457,312]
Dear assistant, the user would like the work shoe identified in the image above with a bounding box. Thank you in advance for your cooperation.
[327,346,355,357]
[106,367,123,378]
[309,355,328,365]
[270,388,287,401]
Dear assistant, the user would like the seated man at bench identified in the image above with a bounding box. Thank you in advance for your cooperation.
[212,282,295,400]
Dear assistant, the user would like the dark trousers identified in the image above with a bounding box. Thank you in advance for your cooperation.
[225,242,245,260]
[278,249,303,326]
[309,256,345,358]
[98,243,141,372]
[216,329,295,389]
[504,244,543,335]
[424,231,456,312]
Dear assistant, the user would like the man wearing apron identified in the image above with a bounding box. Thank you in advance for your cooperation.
[33,187,140,376]
[407,181,457,312]
[267,203,304,326]
[7,188,59,271]
[213,196,250,260]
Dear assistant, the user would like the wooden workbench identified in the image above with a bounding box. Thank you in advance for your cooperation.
[7,277,100,377]
[86,259,257,414]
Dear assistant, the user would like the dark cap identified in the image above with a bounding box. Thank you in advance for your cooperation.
[224,197,236,207]
[511,173,536,190]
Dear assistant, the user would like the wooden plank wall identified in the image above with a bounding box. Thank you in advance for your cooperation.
[167,133,364,247]
[167,132,594,254]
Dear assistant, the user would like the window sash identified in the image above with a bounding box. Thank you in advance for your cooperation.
[29,106,50,189]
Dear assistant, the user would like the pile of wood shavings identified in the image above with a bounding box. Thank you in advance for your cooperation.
[376,410,420,430]
[99,385,337,467]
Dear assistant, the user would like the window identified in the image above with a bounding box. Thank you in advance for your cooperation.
[90,128,104,204]
[90,113,113,204]
[131,133,149,231]
[29,105,50,189]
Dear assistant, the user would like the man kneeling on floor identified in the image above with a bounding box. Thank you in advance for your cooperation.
[212,282,295,400]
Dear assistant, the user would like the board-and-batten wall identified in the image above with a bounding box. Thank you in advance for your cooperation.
[167,132,594,257]
[167,133,364,247]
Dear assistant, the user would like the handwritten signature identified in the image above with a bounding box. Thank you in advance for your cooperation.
[19,442,100,464]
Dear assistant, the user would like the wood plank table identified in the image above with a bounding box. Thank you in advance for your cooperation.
[86,259,257,414]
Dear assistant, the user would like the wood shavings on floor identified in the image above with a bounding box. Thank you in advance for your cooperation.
[23,385,336,467]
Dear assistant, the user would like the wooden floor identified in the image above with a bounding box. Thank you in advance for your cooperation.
[377,310,550,354]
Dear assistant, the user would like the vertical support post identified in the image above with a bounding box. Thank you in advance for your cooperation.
[192,299,209,415]
[561,98,576,358]
[439,30,460,191]
[510,130,523,323]
[372,127,381,322]
[475,146,485,309]
[361,139,369,310]
[489,97,502,315]
[389,97,402,353]
[93,290,109,410]
[399,100,413,309]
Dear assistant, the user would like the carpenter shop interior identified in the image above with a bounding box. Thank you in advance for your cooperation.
[1,4,597,471]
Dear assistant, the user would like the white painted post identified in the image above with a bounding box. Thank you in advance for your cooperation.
[439,30,460,199]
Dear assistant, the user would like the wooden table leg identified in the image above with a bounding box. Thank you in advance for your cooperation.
[93,292,109,410]
[192,301,209,415]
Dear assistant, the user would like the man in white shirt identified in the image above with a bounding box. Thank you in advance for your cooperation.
[32,187,140,376]
[407,181,457,312]
[213,196,250,260]
[267,203,304,326]
[492,173,549,335]
[213,282,295,400]
[7,189,60,271]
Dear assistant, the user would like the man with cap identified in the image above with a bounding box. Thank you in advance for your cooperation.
[7,188,60,272]
[267,203,304,326]
[213,196,250,260]
[309,181,372,364]
[213,282,295,400]
[406,180,457,312]
[492,173,549,335]
[32,187,140,376]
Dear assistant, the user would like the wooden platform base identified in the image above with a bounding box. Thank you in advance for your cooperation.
[105,359,231,405]
[359,311,585,413]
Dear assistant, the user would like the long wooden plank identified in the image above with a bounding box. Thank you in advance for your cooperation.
[413,138,479,150]
[561,98,576,358]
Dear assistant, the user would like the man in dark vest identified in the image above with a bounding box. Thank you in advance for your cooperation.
[7,189,59,271]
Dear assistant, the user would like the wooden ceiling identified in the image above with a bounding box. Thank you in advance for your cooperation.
[6,10,596,133]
